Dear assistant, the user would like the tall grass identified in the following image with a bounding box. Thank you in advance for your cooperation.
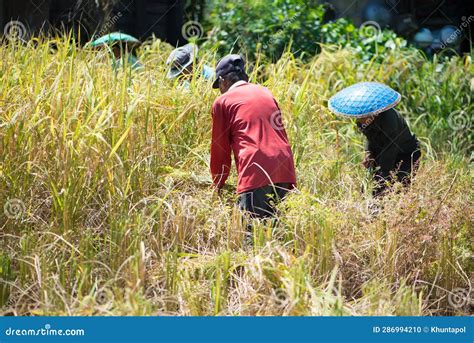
[0,37,472,316]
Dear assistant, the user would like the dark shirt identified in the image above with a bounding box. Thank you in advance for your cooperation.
[357,109,419,177]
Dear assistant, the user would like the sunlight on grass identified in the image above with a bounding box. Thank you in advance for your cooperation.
[0,37,472,316]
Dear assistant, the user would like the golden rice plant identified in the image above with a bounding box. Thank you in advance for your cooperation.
[0,36,472,316]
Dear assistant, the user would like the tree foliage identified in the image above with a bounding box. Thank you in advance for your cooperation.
[204,0,407,61]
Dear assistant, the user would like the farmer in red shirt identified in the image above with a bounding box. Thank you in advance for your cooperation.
[210,54,296,218]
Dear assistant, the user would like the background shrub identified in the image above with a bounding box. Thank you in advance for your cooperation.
[204,0,408,62]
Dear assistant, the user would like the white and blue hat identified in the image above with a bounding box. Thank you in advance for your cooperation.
[328,82,401,118]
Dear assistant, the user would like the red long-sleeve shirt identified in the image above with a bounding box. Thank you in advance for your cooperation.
[210,82,296,193]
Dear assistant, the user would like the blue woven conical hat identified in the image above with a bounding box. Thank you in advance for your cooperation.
[328,82,401,118]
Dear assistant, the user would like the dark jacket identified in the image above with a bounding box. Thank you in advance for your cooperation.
[357,109,419,178]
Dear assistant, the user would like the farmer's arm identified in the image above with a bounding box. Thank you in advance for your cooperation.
[210,101,232,189]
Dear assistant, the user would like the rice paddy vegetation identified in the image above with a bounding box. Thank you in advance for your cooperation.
[0,36,472,316]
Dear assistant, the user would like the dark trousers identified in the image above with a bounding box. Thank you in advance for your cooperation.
[238,183,292,219]
[373,149,421,197]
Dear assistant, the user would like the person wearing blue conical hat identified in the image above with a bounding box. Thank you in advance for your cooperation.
[328,82,421,197]
[89,32,143,70]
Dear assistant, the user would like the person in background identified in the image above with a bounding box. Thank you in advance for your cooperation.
[328,82,421,197]
[210,54,296,219]
[166,43,214,88]
[89,32,143,70]
[357,108,421,197]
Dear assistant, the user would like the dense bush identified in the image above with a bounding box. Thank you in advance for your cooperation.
[205,0,323,59]
[204,0,408,61]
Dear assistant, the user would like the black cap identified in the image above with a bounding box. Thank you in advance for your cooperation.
[212,54,246,89]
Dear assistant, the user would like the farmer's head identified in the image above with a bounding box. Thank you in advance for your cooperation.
[167,43,198,79]
[212,54,248,94]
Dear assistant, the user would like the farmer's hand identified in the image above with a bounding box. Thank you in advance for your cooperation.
[362,152,375,169]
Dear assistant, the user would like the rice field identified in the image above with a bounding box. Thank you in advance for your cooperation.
[0,37,472,316]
